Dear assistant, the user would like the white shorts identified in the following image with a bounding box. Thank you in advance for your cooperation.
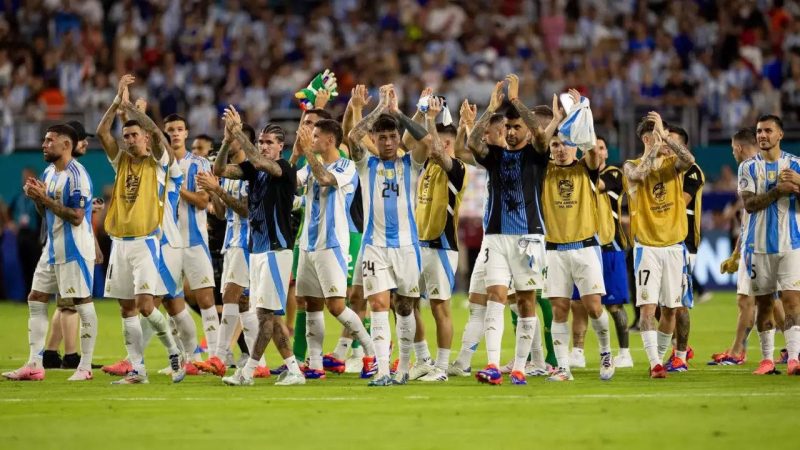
[31,252,94,299]
[544,246,606,299]
[469,240,516,296]
[159,244,184,299]
[222,247,250,291]
[250,250,292,313]
[296,247,348,299]
[105,237,167,299]
[748,249,800,296]
[736,252,753,296]
[420,247,458,301]
[633,243,690,309]
[361,244,421,298]
[183,245,215,290]
[483,234,545,292]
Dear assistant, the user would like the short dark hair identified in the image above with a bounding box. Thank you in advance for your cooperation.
[305,108,332,120]
[195,134,214,145]
[436,123,457,136]
[371,114,400,133]
[504,107,521,121]
[242,124,256,144]
[757,114,783,131]
[636,117,656,139]
[532,105,554,120]
[123,119,142,129]
[314,119,344,147]
[666,124,689,146]
[489,113,506,126]
[163,114,188,128]
[260,123,285,143]
[46,124,78,151]
[733,128,757,146]
[595,134,607,145]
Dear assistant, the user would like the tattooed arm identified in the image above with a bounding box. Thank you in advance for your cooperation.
[741,187,795,214]
[468,81,505,160]
[196,171,249,218]
[223,106,283,177]
[97,74,136,160]
[426,97,452,171]
[24,180,84,227]
[348,85,390,163]
[624,144,659,183]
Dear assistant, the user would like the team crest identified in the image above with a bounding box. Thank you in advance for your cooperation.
[768,171,777,182]
[558,179,574,199]
[652,182,666,202]
[385,169,395,180]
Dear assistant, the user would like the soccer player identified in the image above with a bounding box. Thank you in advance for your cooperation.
[624,111,696,379]
[213,107,305,386]
[195,124,269,377]
[348,84,431,386]
[568,134,634,369]
[538,90,614,382]
[3,125,98,382]
[663,124,705,373]
[405,97,468,382]
[737,114,800,376]
[97,74,183,384]
[465,78,551,385]
[163,114,221,363]
[191,134,214,158]
[295,118,377,379]
[710,128,760,366]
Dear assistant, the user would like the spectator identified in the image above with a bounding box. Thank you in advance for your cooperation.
[720,86,751,133]
[8,168,42,295]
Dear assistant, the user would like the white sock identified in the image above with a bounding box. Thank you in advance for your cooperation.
[144,308,180,356]
[759,329,775,361]
[656,331,672,361]
[173,309,198,360]
[200,307,220,358]
[435,348,451,371]
[335,307,374,356]
[529,316,546,368]
[242,357,258,379]
[216,303,239,357]
[371,311,391,376]
[413,340,431,363]
[75,303,98,371]
[484,301,505,367]
[676,350,688,360]
[27,302,48,368]
[455,303,485,369]
[641,330,660,368]
[352,346,365,358]
[139,314,154,349]
[619,348,631,358]
[168,316,184,355]
[514,317,537,372]
[552,320,570,371]
[306,311,325,370]
[590,310,612,354]
[396,313,416,373]
[284,355,302,375]
[784,325,800,361]
[122,316,145,373]
[333,337,353,360]
[239,309,258,355]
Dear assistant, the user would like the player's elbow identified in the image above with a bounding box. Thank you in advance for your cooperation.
[212,165,225,177]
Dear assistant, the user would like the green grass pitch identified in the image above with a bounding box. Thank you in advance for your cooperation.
[1,293,798,450]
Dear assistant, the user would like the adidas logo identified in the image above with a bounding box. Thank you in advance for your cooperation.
[81,333,92,339]
[554,340,563,345]
[374,336,385,341]
[222,318,229,325]
[206,325,216,332]
[526,279,536,286]
[431,288,439,295]
[487,326,496,331]
[105,285,111,291]
[202,277,211,284]
[66,287,76,294]
[689,173,698,180]
[328,286,338,294]
[140,283,150,290]
[410,287,419,293]
[592,284,599,289]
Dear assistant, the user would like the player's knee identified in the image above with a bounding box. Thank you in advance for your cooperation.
[28,291,48,303]
[396,299,413,317]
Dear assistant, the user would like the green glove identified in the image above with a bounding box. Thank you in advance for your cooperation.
[295,69,338,110]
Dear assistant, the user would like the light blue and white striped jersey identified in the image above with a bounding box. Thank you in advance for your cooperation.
[41,159,94,264]
[738,151,800,254]
[356,153,424,248]
[297,158,358,251]
[178,152,211,248]
[221,177,249,251]
[159,159,184,248]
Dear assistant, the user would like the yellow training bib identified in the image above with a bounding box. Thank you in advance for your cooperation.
[105,152,165,238]
[626,154,687,247]
[542,160,598,244]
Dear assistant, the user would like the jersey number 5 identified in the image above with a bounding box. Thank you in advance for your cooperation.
[381,181,399,198]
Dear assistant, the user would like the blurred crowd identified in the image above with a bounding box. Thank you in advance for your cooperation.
[1,0,800,141]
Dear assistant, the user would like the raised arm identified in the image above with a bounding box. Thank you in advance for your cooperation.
[119,101,171,163]
[196,171,249,218]
[425,97,452,171]
[23,179,84,226]
[402,87,431,153]
[348,85,390,162]
[467,81,505,160]
[649,111,695,171]
[455,99,477,166]
[96,74,135,160]
[387,87,430,164]
[507,74,548,154]
[224,105,283,177]
[212,130,245,179]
